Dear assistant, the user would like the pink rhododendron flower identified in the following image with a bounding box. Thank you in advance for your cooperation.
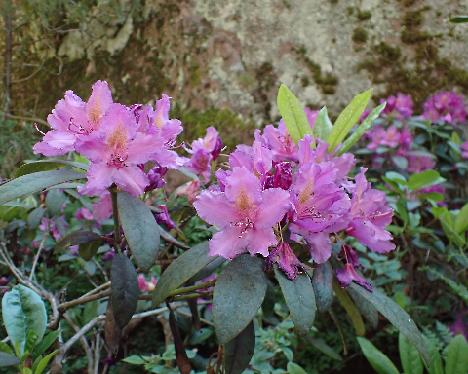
[145,165,168,192]
[406,153,436,173]
[367,126,401,150]
[34,81,113,156]
[266,242,302,280]
[77,104,168,196]
[347,168,395,253]
[423,91,467,125]
[137,274,157,292]
[381,93,413,119]
[194,167,290,258]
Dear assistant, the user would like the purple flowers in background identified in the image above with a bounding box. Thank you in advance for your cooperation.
[381,93,413,119]
[423,91,467,125]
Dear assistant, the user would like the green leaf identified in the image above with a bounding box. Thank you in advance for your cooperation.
[34,351,58,374]
[450,15,468,23]
[350,283,430,364]
[407,170,445,191]
[426,340,444,374]
[0,352,19,367]
[445,335,468,374]
[454,203,468,234]
[274,267,316,334]
[111,254,139,329]
[117,192,161,271]
[152,242,217,305]
[311,262,333,313]
[0,169,84,205]
[313,106,333,141]
[32,331,59,357]
[55,230,102,250]
[333,283,365,336]
[286,362,308,374]
[0,341,14,355]
[14,159,87,177]
[1,285,47,355]
[45,189,67,215]
[224,321,255,374]
[213,255,267,344]
[328,89,372,151]
[27,207,45,229]
[357,337,400,374]
[348,287,379,329]
[79,241,101,261]
[304,336,342,361]
[338,102,386,154]
[400,332,423,374]
[277,84,313,143]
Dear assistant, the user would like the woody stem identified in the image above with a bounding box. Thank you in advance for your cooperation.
[110,188,121,253]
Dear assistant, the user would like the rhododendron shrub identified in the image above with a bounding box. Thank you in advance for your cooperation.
[0,82,432,372]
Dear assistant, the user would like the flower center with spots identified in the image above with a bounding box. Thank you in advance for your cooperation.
[235,190,252,211]
[107,153,128,169]
[232,217,254,238]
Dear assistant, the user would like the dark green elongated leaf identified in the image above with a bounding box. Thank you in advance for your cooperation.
[426,339,444,374]
[111,254,139,329]
[14,159,87,177]
[408,170,446,191]
[55,230,102,250]
[27,207,45,229]
[348,287,379,329]
[311,262,333,313]
[79,241,101,261]
[313,106,333,141]
[450,15,468,23]
[333,283,365,336]
[32,330,59,357]
[357,337,399,374]
[224,321,255,374]
[277,84,313,143]
[213,255,267,344]
[445,335,468,374]
[0,352,19,367]
[304,336,342,361]
[399,332,423,374]
[350,283,430,364]
[189,256,225,283]
[328,89,372,151]
[1,285,47,355]
[152,242,216,306]
[338,102,386,154]
[117,192,160,271]
[0,169,84,205]
[274,267,316,334]
[0,341,13,355]
[45,189,67,215]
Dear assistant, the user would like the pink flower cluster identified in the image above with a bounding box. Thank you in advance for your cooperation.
[34,81,182,198]
[194,117,395,285]
[423,91,467,125]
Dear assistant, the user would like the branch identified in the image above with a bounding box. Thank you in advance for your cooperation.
[63,313,94,373]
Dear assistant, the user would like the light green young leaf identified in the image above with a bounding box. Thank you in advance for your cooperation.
[34,351,58,374]
[313,106,333,141]
[277,84,313,143]
[333,283,365,336]
[287,362,308,374]
[445,335,468,374]
[338,102,386,154]
[407,170,446,191]
[327,89,372,151]
[454,203,468,234]
[357,337,400,374]
[399,332,423,374]
[2,285,47,355]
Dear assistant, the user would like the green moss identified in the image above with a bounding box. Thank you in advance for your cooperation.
[295,47,338,94]
[173,106,254,149]
[401,9,432,44]
[352,27,368,43]
[357,10,371,21]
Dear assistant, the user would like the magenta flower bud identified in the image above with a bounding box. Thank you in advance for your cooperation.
[267,242,302,280]
[336,263,372,291]
[145,165,168,192]
[154,205,176,230]
[265,162,293,190]
[102,248,115,262]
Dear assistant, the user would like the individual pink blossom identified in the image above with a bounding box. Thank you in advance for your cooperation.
[264,162,293,190]
[34,81,113,156]
[191,127,223,159]
[137,274,157,292]
[289,163,350,263]
[75,207,94,221]
[266,242,302,280]
[461,142,468,159]
[381,93,413,119]
[194,167,290,258]
[347,168,395,253]
[258,121,298,162]
[77,104,167,196]
[423,91,467,125]
[336,263,372,291]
